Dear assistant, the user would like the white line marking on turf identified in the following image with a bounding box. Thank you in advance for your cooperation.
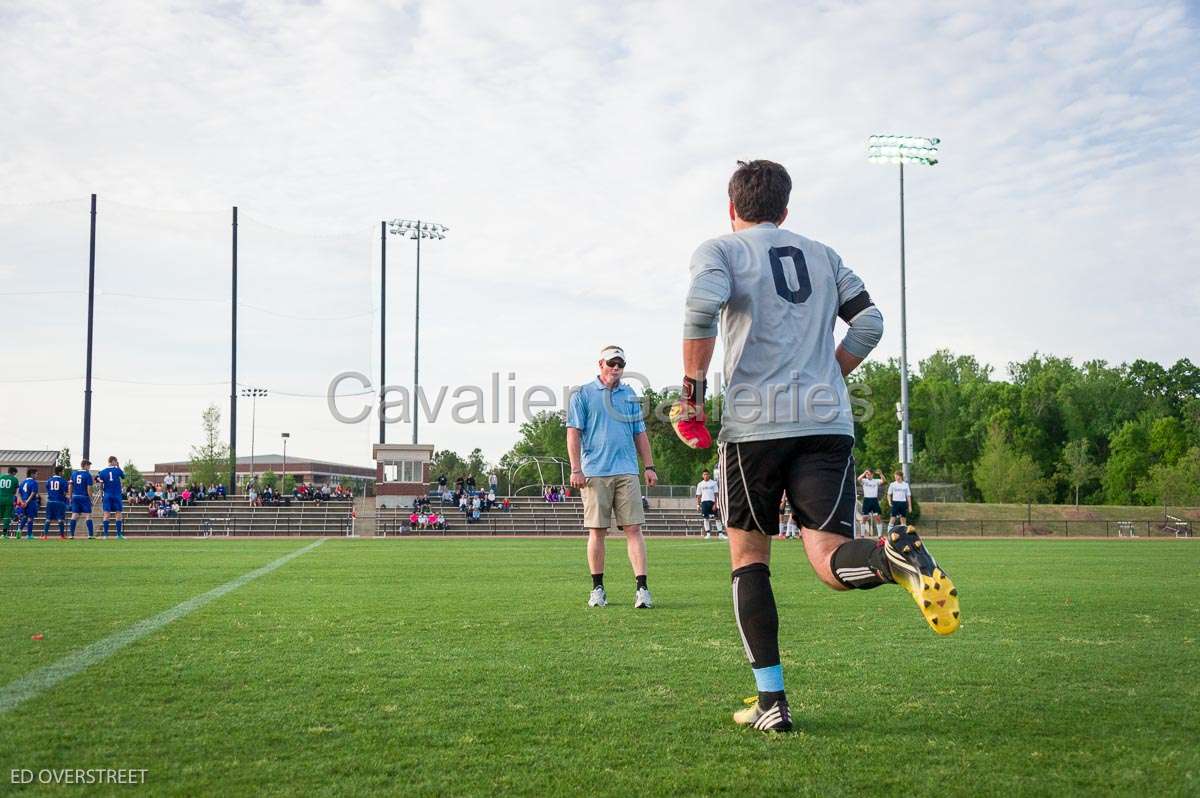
[0,538,326,715]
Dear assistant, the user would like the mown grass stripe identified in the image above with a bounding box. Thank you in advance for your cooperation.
[0,538,326,715]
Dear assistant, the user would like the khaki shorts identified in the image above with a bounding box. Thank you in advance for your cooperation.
[582,474,645,530]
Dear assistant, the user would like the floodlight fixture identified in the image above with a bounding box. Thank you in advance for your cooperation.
[867,134,939,166]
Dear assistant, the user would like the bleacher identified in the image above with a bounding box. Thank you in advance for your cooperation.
[375,495,707,536]
[115,496,355,536]
[106,494,710,537]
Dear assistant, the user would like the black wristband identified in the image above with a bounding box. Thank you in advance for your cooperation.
[644,465,656,472]
[682,376,706,405]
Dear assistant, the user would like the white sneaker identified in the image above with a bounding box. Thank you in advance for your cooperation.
[718,532,728,540]
[588,586,607,607]
[634,587,653,609]
[704,533,712,539]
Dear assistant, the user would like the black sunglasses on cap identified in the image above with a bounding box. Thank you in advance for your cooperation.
[605,359,626,368]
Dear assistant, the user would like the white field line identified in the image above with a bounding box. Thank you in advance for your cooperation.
[0,538,327,715]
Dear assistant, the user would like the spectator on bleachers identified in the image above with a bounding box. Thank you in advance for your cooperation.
[216,484,227,499]
[164,472,176,490]
[428,512,443,530]
[418,512,429,530]
[408,511,419,529]
[501,497,511,512]
[181,487,193,507]
[486,489,496,509]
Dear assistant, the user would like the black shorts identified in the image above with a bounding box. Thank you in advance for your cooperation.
[890,500,908,518]
[718,435,856,538]
[699,500,716,518]
[861,497,881,515]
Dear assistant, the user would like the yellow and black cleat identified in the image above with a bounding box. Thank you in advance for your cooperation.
[883,525,960,636]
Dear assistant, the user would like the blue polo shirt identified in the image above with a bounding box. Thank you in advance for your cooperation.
[567,378,646,477]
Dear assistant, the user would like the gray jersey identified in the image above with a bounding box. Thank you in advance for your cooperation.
[683,223,881,443]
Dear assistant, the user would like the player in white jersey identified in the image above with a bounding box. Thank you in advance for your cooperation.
[858,469,884,536]
[887,472,911,525]
[672,159,960,733]
[777,496,797,539]
[695,470,725,539]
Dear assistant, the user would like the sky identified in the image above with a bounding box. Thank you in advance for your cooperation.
[1,0,1198,471]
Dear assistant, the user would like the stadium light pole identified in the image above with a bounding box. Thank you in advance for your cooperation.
[387,219,449,444]
[867,134,939,485]
[82,193,97,463]
[240,387,268,487]
[379,221,387,446]
[281,432,290,488]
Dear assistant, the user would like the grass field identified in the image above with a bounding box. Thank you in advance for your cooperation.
[2,537,1198,796]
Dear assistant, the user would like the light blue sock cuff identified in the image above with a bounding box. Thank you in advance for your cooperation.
[752,664,785,693]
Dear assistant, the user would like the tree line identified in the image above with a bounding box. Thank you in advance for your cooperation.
[436,352,1199,507]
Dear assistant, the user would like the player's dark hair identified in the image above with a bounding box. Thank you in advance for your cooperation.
[54,465,63,475]
[728,160,791,223]
[6,467,15,474]
[27,468,38,476]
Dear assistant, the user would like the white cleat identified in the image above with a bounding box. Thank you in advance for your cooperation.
[634,587,653,609]
[718,532,728,540]
[588,586,607,607]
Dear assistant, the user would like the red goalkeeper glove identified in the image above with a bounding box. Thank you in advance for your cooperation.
[670,376,712,449]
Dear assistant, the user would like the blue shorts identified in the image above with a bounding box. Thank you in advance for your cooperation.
[22,499,40,519]
[71,495,93,515]
[102,495,124,513]
[46,501,67,521]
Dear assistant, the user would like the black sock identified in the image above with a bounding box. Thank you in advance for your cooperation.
[731,563,780,668]
[830,538,891,589]
[592,573,604,589]
[635,574,647,590]
[758,689,787,710]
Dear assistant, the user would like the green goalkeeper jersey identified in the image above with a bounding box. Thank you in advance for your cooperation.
[0,473,17,500]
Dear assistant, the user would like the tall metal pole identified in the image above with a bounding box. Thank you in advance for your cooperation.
[898,163,911,484]
[282,433,289,488]
[249,394,257,484]
[413,221,421,445]
[82,193,97,462]
[380,221,387,445]
[230,206,238,493]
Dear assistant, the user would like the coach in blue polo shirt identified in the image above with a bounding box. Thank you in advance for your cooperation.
[568,345,659,610]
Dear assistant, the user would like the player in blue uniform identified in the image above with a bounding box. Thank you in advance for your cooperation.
[69,459,95,539]
[17,469,41,540]
[97,456,125,539]
[44,465,69,539]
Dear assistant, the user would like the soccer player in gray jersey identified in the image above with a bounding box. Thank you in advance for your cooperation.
[673,160,960,734]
